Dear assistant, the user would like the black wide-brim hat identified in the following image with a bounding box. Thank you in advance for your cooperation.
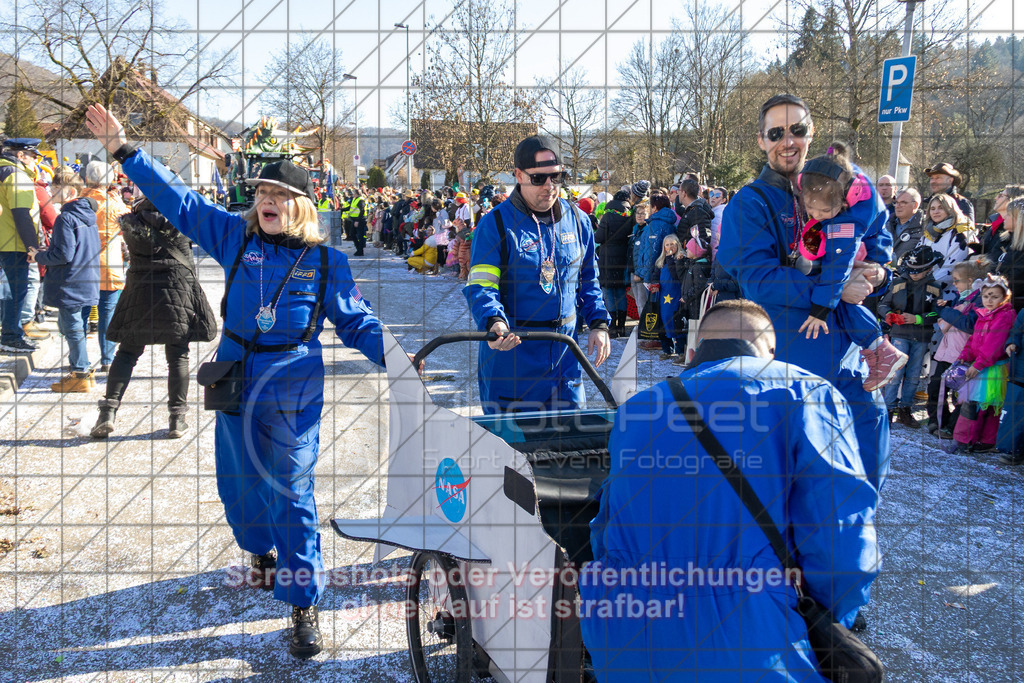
[245,160,316,203]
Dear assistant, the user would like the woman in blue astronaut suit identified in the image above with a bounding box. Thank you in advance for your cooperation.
[85,104,387,659]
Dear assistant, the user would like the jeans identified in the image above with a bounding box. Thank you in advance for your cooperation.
[57,306,91,372]
[602,287,627,314]
[106,342,190,413]
[885,336,930,409]
[0,251,29,344]
[21,263,40,326]
[98,289,122,365]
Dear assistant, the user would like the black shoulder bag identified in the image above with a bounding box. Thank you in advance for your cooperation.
[666,376,884,683]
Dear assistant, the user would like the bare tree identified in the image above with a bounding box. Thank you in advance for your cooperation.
[537,65,603,179]
[4,0,233,116]
[260,35,347,169]
[611,35,688,180]
[674,0,753,174]
[407,0,540,179]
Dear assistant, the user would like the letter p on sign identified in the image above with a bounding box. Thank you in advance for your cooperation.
[886,65,908,102]
[878,55,917,123]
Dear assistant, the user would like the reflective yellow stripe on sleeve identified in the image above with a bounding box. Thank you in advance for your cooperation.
[468,264,501,289]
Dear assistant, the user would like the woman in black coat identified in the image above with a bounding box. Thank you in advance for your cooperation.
[91,197,217,439]
[594,192,633,337]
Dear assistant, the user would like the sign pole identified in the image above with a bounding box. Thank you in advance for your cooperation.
[888,0,920,179]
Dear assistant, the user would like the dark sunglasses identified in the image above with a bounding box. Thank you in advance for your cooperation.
[526,171,569,186]
[763,122,809,143]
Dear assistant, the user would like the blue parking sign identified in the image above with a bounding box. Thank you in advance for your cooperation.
[878,56,917,123]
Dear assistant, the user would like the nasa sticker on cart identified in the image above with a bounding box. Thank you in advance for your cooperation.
[435,458,470,523]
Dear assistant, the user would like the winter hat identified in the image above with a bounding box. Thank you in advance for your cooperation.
[596,191,609,203]
[901,244,943,273]
[686,237,708,259]
[577,197,594,214]
[613,190,631,203]
[631,180,651,198]
[82,160,116,188]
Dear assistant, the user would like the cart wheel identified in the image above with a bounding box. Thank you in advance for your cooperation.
[407,551,473,682]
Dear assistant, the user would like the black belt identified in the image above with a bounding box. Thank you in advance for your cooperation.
[224,329,301,353]
[513,313,576,329]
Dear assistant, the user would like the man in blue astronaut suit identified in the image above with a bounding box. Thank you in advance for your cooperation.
[717,94,891,493]
[581,300,879,681]
[464,136,610,413]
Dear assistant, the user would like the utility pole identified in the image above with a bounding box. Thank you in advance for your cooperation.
[395,22,412,189]
[888,0,921,182]
[342,73,358,178]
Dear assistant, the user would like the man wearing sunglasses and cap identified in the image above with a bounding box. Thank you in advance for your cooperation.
[464,135,610,413]
[717,94,891,501]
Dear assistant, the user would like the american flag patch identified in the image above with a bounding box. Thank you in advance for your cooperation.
[826,222,855,239]
[349,285,363,302]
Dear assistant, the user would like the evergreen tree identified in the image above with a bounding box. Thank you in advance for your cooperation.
[420,170,432,190]
[367,166,386,189]
[3,82,44,140]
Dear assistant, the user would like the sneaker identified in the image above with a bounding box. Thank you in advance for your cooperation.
[658,352,677,361]
[99,364,110,373]
[50,372,93,393]
[0,338,38,354]
[927,422,939,434]
[168,414,189,439]
[672,355,688,367]
[250,549,277,590]
[288,605,323,659]
[949,442,971,454]
[969,443,998,454]
[861,340,908,392]
[999,452,1024,465]
[896,406,920,429]
[22,322,50,340]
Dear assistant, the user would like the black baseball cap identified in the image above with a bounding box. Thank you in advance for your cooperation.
[245,160,316,203]
[514,136,562,170]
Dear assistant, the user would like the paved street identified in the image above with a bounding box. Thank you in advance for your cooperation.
[1,240,1022,681]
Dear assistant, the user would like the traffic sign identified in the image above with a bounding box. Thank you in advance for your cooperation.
[601,171,611,181]
[352,154,361,166]
[401,140,417,156]
[878,56,917,123]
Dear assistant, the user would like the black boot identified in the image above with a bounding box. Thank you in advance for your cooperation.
[618,311,629,339]
[897,406,920,429]
[250,549,277,590]
[90,398,119,439]
[289,604,323,659]
[168,414,189,439]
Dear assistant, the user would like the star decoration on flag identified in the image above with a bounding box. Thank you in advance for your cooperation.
[664,294,673,304]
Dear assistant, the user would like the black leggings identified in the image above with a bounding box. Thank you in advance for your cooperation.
[105,342,190,415]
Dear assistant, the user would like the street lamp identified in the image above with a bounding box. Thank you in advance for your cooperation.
[342,73,358,178]
[394,22,412,189]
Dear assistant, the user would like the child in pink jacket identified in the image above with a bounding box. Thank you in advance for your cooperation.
[952,275,1016,452]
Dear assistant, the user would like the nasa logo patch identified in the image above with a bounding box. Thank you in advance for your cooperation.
[242,250,263,266]
[521,238,539,252]
[435,458,470,523]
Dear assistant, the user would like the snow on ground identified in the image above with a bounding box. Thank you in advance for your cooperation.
[0,240,1021,681]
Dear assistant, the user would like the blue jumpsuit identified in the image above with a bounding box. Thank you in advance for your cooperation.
[464,194,609,413]
[581,342,879,681]
[121,149,385,607]
[717,165,892,492]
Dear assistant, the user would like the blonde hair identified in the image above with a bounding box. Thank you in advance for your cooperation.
[952,256,990,282]
[243,193,324,246]
[1007,197,1024,251]
[656,234,682,268]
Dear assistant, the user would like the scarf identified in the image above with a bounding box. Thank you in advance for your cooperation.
[923,216,954,243]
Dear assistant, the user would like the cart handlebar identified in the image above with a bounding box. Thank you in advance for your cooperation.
[412,331,617,409]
